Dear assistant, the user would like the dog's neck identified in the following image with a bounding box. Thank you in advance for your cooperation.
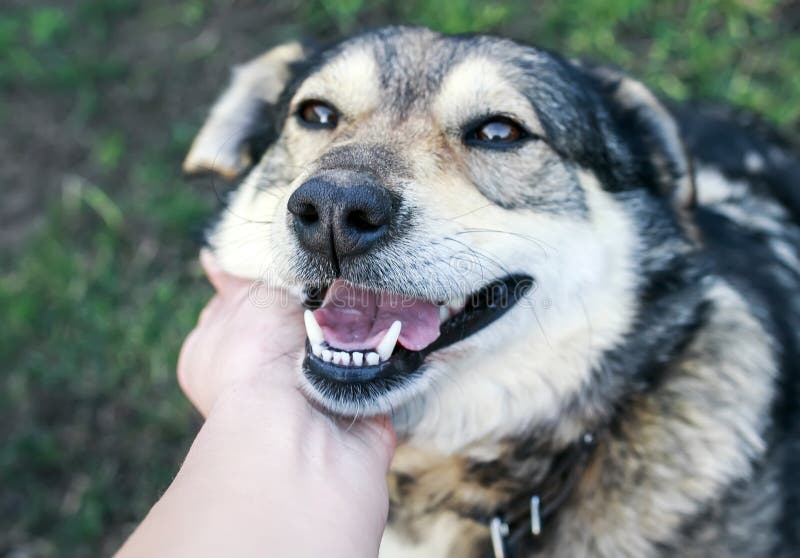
[387,424,600,557]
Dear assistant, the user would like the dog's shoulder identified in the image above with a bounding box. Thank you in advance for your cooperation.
[673,103,800,554]
[676,103,800,345]
[676,103,800,223]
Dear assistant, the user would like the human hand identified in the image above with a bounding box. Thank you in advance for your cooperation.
[176,248,306,417]
[126,250,395,558]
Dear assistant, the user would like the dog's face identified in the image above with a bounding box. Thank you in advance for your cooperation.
[185,27,693,449]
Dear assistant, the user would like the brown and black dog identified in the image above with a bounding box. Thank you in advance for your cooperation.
[184,27,800,557]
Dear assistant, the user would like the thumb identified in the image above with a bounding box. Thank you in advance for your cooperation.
[199,249,251,297]
[358,415,397,471]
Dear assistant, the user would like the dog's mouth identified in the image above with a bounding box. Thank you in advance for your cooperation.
[301,275,533,406]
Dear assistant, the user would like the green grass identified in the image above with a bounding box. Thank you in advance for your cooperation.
[1,0,798,555]
[0,173,212,555]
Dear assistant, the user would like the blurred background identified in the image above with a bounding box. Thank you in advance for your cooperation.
[1,0,798,556]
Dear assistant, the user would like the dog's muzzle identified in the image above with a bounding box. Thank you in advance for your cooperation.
[300,275,534,406]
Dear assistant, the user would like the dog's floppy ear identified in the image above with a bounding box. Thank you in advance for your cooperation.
[588,65,695,210]
[183,41,310,179]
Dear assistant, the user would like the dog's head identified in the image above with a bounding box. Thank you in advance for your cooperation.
[185,27,694,449]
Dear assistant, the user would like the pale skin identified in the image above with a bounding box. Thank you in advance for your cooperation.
[115,251,396,558]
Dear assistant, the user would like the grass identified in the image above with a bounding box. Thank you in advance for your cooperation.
[1,0,798,555]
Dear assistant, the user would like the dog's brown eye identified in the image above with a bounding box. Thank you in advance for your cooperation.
[297,100,338,129]
[478,121,522,142]
[465,117,529,148]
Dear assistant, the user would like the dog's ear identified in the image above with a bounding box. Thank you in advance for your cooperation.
[183,41,310,179]
[587,65,695,210]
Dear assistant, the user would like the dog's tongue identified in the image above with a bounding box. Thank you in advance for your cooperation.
[313,280,440,352]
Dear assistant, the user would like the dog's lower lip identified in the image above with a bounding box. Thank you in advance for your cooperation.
[302,274,534,390]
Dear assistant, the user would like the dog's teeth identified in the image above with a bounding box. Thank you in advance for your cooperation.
[303,310,325,347]
[376,320,401,361]
[448,295,466,313]
[439,305,450,323]
[340,352,351,366]
[366,352,380,365]
[322,349,333,363]
[312,344,323,357]
[352,352,363,366]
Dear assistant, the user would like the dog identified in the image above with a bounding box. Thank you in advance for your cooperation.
[182,27,800,557]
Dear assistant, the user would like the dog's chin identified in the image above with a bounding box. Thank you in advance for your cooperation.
[298,365,425,417]
[298,274,534,416]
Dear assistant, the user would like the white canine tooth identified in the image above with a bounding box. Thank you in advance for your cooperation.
[340,352,350,366]
[448,295,466,313]
[365,352,380,366]
[321,349,333,362]
[352,352,363,366]
[439,305,450,323]
[303,310,325,347]
[376,320,401,361]
[312,344,323,357]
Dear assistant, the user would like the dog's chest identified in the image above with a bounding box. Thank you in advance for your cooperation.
[381,446,483,556]
[380,513,482,558]
[382,444,540,557]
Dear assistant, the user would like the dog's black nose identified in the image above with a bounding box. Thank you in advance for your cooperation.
[287,171,393,261]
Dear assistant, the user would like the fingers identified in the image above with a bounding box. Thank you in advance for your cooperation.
[176,329,197,401]
[196,294,219,325]
[357,415,397,470]
[199,248,225,292]
[200,248,252,297]
[176,328,214,417]
[376,415,397,468]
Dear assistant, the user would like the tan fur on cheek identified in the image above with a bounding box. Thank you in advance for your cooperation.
[207,144,304,281]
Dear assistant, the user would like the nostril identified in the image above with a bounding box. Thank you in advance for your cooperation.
[288,174,393,260]
[297,203,319,226]
[346,209,385,233]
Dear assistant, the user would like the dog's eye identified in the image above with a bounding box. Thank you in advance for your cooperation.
[297,100,338,129]
[465,117,528,147]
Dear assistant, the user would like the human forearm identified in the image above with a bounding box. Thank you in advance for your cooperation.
[116,379,391,558]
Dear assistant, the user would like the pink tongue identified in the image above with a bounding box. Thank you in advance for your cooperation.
[313,280,440,352]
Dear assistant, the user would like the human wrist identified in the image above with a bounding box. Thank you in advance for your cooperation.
[205,373,391,493]
[188,375,389,556]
